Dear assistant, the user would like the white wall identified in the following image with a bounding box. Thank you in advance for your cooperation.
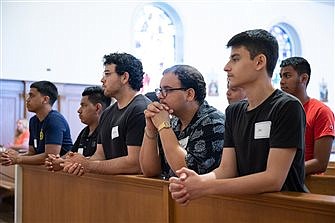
[1,0,334,112]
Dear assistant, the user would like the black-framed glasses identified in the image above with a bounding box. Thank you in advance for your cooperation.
[155,87,187,97]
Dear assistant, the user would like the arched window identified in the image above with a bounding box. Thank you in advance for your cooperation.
[269,23,301,88]
[133,3,183,93]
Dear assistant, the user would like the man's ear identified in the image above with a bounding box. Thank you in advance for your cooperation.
[121,72,130,84]
[255,54,266,71]
[43,95,50,104]
[96,103,103,113]
[301,73,309,85]
[186,88,196,102]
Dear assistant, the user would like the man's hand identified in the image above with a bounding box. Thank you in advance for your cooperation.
[0,148,19,166]
[169,168,205,206]
[144,102,173,130]
[61,152,88,176]
[45,154,64,171]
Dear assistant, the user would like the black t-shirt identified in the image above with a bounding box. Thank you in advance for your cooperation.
[71,126,99,157]
[224,90,306,192]
[98,95,150,160]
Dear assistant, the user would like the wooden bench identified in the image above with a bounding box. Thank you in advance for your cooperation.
[305,174,335,196]
[16,165,335,223]
[0,165,15,199]
[324,161,335,175]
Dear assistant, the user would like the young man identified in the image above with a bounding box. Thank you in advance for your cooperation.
[140,65,225,179]
[280,57,335,175]
[0,81,73,165]
[45,86,111,171]
[61,52,151,175]
[226,81,246,104]
[169,29,307,206]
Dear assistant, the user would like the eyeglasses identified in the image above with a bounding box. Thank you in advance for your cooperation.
[155,87,187,97]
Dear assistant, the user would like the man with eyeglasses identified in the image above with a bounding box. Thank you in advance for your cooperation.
[139,64,225,179]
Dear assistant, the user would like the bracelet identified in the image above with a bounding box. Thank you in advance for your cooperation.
[145,128,157,140]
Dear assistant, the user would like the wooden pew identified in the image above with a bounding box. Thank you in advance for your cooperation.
[305,174,335,196]
[172,192,335,223]
[0,165,15,198]
[18,165,171,223]
[16,165,335,223]
[325,161,335,176]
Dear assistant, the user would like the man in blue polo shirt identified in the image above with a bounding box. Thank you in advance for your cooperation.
[1,81,72,165]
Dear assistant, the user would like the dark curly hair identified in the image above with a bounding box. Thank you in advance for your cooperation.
[103,53,144,91]
[163,65,206,105]
[227,29,279,77]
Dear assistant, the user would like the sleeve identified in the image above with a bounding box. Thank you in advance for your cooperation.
[28,118,35,146]
[71,128,85,152]
[125,105,146,146]
[314,106,335,139]
[44,114,66,145]
[223,105,235,147]
[270,100,306,150]
[185,113,225,174]
[97,109,108,145]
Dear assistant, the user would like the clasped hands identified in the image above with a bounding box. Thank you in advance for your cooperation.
[169,167,207,206]
[0,148,19,165]
[45,152,88,176]
[144,102,172,132]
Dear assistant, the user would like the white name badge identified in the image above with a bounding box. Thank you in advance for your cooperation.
[77,148,84,155]
[178,136,189,150]
[111,126,119,139]
[34,139,38,148]
[254,121,271,139]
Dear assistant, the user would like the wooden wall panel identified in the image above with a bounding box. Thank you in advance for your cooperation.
[1,80,92,145]
[0,80,25,146]
[59,84,87,143]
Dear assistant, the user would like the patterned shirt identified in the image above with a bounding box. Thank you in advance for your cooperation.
[159,101,225,179]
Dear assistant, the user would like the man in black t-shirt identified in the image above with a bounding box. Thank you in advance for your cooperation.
[169,29,306,206]
[45,86,111,171]
[62,52,150,176]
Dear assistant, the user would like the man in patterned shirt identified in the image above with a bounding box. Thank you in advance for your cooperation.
[140,64,225,179]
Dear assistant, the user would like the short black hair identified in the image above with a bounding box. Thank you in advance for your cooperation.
[280,57,311,86]
[30,81,58,106]
[227,29,279,77]
[103,52,144,91]
[163,65,206,105]
[82,86,111,109]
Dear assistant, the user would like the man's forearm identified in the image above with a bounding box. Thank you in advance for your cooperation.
[17,153,48,165]
[87,157,141,175]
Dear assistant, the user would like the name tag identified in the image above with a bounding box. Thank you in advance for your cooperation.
[111,126,119,139]
[34,139,38,148]
[178,136,189,150]
[254,121,271,139]
[77,148,84,155]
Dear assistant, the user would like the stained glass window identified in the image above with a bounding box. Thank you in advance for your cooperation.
[270,25,293,88]
[134,4,180,93]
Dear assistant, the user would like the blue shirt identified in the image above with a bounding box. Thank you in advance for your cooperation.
[29,110,73,156]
